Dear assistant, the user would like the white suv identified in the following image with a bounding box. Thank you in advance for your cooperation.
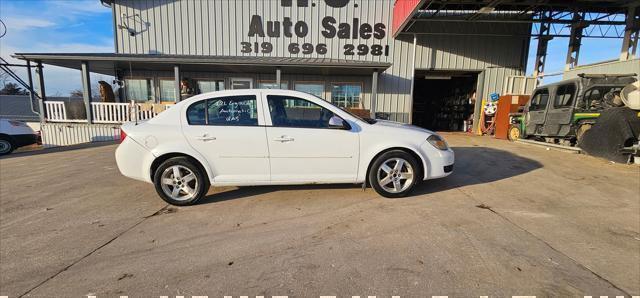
[116,89,454,205]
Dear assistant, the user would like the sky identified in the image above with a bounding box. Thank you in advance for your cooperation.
[0,0,114,96]
[0,0,629,96]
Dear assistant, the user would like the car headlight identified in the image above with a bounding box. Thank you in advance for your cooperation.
[427,134,449,150]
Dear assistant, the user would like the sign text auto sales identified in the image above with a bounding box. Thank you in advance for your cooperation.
[242,14,389,57]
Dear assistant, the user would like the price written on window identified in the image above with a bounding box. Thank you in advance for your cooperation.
[240,41,389,56]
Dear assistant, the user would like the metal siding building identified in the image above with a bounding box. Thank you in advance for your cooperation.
[110,0,528,123]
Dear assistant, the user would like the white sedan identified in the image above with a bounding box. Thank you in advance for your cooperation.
[116,89,454,205]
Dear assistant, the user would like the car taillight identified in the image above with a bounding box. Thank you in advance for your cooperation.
[119,129,127,143]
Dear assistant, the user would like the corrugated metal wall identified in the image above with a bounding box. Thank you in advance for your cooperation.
[563,59,640,79]
[112,0,529,123]
[114,0,394,61]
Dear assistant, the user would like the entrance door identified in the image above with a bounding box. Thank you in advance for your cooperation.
[524,88,550,136]
[541,83,577,137]
[182,92,270,183]
[263,94,359,183]
[231,78,253,90]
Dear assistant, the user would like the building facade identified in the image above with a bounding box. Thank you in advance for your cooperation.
[109,0,529,124]
[15,0,531,129]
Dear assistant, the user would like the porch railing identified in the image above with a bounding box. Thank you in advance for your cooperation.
[43,101,173,124]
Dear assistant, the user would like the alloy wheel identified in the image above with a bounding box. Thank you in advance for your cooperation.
[160,165,199,201]
[377,157,414,193]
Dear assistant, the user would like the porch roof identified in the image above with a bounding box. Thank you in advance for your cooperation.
[12,53,391,76]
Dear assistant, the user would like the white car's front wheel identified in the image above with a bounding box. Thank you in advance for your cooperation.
[153,157,210,206]
[368,150,420,198]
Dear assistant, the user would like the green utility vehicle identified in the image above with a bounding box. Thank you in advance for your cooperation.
[508,74,637,145]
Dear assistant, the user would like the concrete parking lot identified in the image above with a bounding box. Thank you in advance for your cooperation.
[1,133,638,297]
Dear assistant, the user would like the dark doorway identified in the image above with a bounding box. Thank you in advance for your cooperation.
[412,70,478,131]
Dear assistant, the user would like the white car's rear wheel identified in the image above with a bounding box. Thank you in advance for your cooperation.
[153,157,209,206]
[368,150,420,198]
[0,137,14,156]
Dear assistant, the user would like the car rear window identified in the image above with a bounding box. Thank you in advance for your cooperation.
[187,100,206,125]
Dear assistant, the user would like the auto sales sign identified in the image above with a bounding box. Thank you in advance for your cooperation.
[240,0,390,57]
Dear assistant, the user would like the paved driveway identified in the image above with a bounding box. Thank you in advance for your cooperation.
[1,134,638,297]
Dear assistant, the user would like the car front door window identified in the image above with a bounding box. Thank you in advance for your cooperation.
[267,95,335,128]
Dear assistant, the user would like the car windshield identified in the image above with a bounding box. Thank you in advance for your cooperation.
[310,94,377,124]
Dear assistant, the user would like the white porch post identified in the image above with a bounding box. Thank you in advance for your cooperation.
[174,65,181,102]
[370,70,378,119]
[81,61,93,124]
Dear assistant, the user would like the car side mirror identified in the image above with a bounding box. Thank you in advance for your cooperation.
[328,115,349,130]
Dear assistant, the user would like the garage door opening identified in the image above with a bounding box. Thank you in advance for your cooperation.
[412,71,479,131]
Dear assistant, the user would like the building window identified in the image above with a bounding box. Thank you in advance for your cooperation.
[331,83,362,108]
[231,78,253,90]
[294,81,324,98]
[125,78,154,102]
[159,79,177,102]
[197,80,225,93]
[258,80,288,89]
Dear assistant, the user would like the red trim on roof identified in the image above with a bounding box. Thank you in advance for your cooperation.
[392,0,426,37]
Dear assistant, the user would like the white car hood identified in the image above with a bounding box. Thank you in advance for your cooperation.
[372,119,435,135]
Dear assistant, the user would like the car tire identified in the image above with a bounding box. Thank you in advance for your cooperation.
[368,150,420,198]
[0,137,14,156]
[153,157,210,206]
[507,124,521,141]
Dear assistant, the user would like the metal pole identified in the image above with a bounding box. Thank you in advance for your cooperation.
[25,60,38,114]
[276,67,281,88]
[533,11,553,86]
[620,6,639,60]
[81,61,93,124]
[370,70,378,119]
[174,65,181,102]
[565,12,585,71]
[408,33,417,124]
[36,61,46,123]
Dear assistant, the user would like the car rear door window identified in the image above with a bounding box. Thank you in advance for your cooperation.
[529,89,549,111]
[207,96,258,126]
[554,84,576,108]
[186,95,259,126]
[267,95,334,128]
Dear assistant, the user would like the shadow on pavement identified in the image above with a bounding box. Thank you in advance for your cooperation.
[0,141,118,160]
[198,146,543,204]
[413,146,543,195]
[197,184,358,205]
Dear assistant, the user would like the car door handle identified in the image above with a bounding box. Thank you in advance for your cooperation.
[273,136,294,142]
[195,135,216,141]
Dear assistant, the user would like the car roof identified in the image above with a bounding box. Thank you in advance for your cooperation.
[181,89,319,103]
